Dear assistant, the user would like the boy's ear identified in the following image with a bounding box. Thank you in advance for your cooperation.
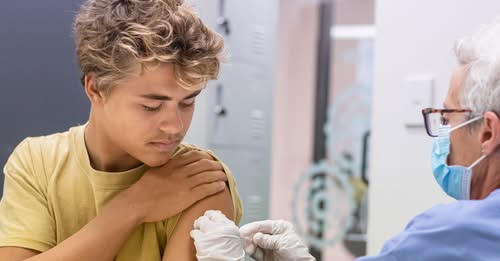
[83,73,105,104]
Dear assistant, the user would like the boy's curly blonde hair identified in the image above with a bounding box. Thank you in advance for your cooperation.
[74,0,224,92]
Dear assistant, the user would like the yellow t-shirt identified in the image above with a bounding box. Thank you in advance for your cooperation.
[0,125,243,260]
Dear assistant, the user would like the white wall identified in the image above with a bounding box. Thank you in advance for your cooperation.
[184,90,209,148]
[183,0,216,149]
[368,0,500,255]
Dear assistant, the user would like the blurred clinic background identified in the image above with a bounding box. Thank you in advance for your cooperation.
[2,0,500,260]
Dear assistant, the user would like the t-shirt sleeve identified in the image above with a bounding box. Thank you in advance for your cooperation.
[0,138,56,252]
[205,149,243,225]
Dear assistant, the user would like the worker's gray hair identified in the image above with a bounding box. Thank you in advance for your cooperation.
[455,16,500,117]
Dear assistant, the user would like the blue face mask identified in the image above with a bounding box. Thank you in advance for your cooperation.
[431,116,486,200]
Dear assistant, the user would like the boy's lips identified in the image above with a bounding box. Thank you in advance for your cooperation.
[150,140,179,151]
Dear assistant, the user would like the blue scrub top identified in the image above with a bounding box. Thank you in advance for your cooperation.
[357,189,500,261]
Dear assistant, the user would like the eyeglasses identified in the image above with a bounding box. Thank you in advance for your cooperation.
[421,108,472,137]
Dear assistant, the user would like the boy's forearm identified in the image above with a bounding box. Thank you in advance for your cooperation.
[25,189,143,261]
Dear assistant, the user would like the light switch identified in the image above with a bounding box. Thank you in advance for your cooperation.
[404,75,434,128]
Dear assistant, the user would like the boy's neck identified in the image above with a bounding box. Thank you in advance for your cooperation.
[84,118,142,173]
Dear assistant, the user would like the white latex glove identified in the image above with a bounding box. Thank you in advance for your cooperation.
[239,220,316,261]
[190,210,246,261]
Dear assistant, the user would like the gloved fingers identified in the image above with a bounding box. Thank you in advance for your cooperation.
[271,220,295,235]
[251,247,265,261]
[240,220,295,238]
[253,232,282,250]
[204,210,222,219]
[193,215,205,230]
[194,210,240,236]
[243,238,265,261]
[190,229,204,240]
[242,237,265,261]
[194,215,215,232]
[239,220,274,238]
[205,209,232,224]
[242,237,256,255]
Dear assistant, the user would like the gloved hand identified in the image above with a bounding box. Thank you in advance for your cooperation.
[190,210,246,261]
[239,220,316,261]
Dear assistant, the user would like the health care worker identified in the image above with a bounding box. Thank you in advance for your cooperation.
[190,16,500,261]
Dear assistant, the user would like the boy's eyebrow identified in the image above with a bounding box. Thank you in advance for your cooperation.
[140,90,201,101]
[183,90,202,100]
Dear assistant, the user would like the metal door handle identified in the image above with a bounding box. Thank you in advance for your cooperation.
[217,0,230,35]
[214,83,227,117]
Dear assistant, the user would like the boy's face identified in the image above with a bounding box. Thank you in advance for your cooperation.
[90,63,199,167]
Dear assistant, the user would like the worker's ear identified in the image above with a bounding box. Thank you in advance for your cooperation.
[479,111,500,155]
[83,73,106,104]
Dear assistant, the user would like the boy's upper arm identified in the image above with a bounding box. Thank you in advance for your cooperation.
[161,186,235,261]
[0,247,40,260]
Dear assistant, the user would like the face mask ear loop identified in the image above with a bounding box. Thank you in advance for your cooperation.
[467,154,487,170]
[450,116,483,133]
